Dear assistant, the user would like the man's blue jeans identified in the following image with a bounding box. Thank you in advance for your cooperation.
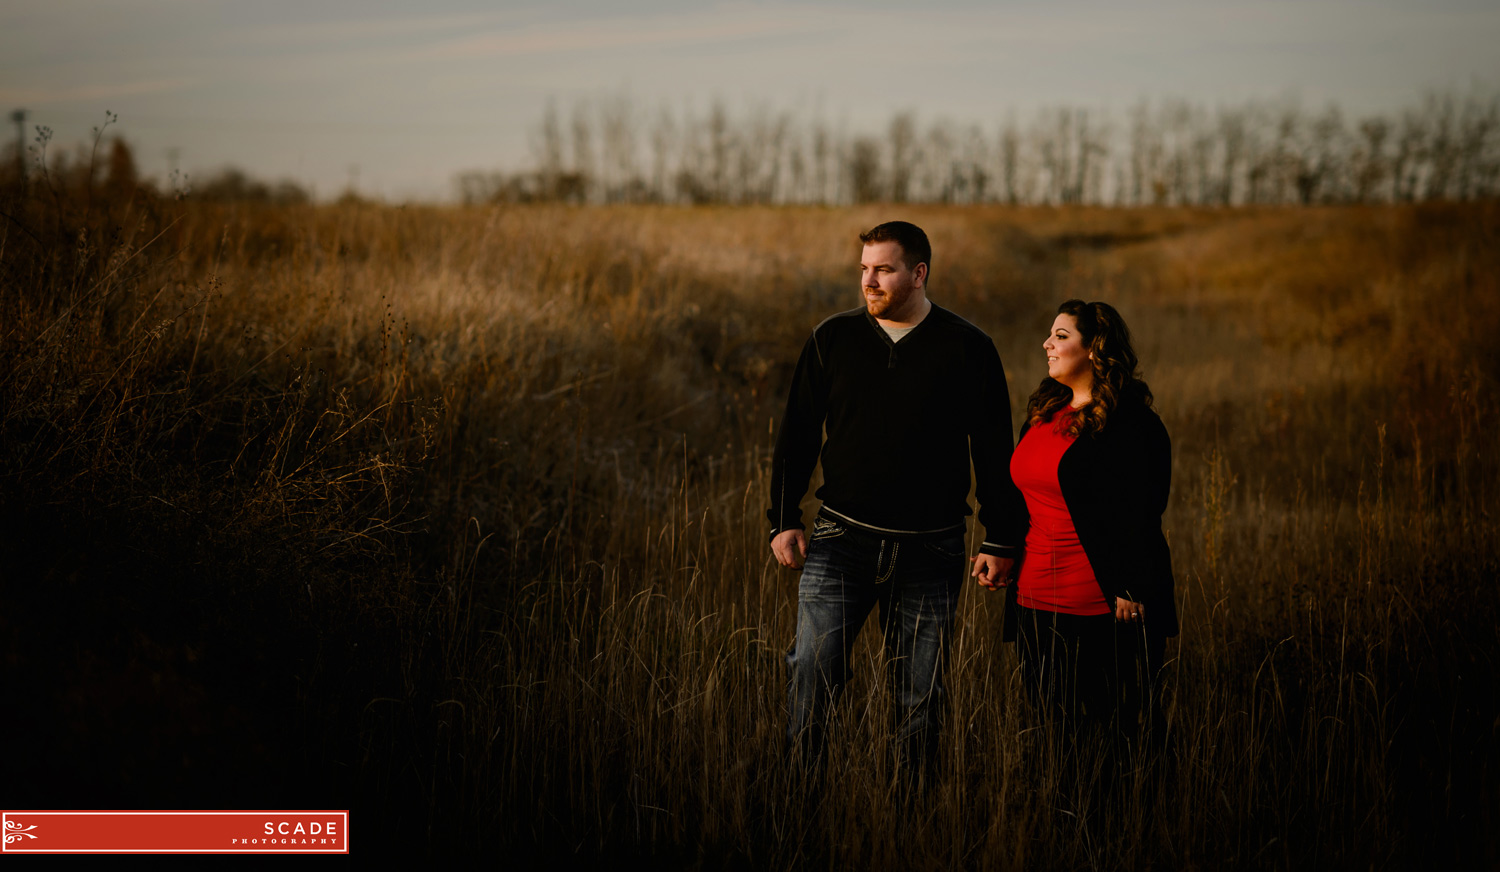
[785,512,967,776]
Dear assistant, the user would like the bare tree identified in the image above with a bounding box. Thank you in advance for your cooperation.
[999,118,1020,205]
[1074,109,1107,205]
[531,100,565,200]
[648,105,676,203]
[1217,107,1247,205]
[962,124,990,204]
[1354,117,1389,203]
[919,123,954,203]
[1422,92,1458,200]
[598,93,639,203]
[1456,89,1499,200]
[888,112,917,203]
[569,103,596,203]
[1392,107,1427,202]
[707,101,730,202]
[848,137,881,204]
[1127,100,1157,206]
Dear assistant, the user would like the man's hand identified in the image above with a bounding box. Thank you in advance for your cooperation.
[971,554,1015,591]
[772,528,809,569]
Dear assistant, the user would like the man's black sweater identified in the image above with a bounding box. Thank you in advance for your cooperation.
[767,303,1026,556]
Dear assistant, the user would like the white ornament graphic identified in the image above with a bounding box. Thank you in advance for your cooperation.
[4,821,39,844]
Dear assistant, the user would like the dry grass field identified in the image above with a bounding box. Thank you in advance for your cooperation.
[2,189,1497,867]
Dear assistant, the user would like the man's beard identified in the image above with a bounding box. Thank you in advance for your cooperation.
[865,287,913,320]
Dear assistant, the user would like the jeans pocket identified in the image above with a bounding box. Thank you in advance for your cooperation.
[921,535,966,560]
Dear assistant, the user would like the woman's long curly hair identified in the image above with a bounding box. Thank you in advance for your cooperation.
[1026,299,1153,438]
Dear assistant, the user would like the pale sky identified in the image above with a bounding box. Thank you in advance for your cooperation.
[2,0,1496,201]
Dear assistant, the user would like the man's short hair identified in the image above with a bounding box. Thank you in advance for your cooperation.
[859,221,931,274]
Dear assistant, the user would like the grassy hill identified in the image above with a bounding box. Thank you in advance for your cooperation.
[2,194,1496,867]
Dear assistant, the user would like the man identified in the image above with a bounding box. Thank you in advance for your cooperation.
[769,220,1025,779]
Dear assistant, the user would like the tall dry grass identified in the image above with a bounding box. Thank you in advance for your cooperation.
[2,188,1497,867]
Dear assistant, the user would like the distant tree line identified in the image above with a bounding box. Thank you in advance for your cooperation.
[456,88,1500,206]
[1,122,311,207]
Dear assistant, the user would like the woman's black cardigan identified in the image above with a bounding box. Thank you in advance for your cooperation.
[1002,397,1179,642]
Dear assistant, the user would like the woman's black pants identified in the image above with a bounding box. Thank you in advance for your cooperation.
[1013,603,1166,749]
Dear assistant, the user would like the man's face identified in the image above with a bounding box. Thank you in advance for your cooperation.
[859,241,927,322]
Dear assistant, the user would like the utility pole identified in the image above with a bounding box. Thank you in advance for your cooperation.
[10,108,25,195]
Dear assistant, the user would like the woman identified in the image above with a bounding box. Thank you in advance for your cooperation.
[981,299,1176,744]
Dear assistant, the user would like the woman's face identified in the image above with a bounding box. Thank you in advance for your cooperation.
[1044,313,1092,388]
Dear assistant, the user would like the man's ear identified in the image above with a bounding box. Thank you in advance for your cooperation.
[913,261,928,289]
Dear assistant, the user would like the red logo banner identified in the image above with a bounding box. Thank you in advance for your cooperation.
[1,811,349,854]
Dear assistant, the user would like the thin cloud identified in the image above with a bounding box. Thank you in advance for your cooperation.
[233,10,530,48]
[408,11,830,61]
[0,78,194,105]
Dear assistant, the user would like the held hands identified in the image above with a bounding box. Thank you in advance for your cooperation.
[969,554,1147,620]
[971,554,1015,591]
[772,528,808,569]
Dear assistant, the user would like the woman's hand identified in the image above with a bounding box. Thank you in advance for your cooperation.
[971,554,1015,591]
[1114,596,1145,623]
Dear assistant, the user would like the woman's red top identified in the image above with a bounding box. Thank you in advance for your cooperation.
[1010,406,1111,616]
